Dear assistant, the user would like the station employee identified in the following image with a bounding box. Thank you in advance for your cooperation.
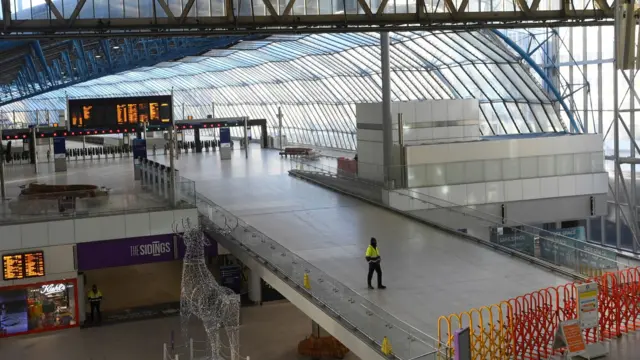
[87,284,103,323]
[365,237,386,290]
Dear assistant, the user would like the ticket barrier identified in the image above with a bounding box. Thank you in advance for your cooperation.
[138,158,178,203]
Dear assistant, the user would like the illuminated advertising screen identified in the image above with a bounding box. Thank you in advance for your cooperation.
[0,280,78,337]
[68,96,172,129]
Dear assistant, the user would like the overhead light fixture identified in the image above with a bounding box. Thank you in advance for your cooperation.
[95,55,102,58]
[113,46,120,49]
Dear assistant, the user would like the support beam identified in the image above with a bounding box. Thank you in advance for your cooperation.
[180,0,197,24]
[31,41,53,86]
[0,9,616,39]
[155,0,177,22]
[380,32,393,188]
[44,0,65,21]
[67,0,87,27]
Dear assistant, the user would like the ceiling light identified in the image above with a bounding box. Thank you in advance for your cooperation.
[95,55,102,58]
[112,46,120,49]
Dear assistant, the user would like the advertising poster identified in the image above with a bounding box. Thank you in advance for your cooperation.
[494,232,535,256]
[0,289,28,336]
[1,280,77,337]
[220,265,242,294]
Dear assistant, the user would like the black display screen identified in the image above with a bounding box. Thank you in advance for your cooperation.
[68,96,172,130]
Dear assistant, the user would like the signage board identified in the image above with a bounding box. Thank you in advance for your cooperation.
[2,251,45,280]
[220,265,242,294]
[577,282,599,329]
[76,235,176,271]
[132,139,147,160]
[454,327,471,360]
[76,234,218,271]
[68,95,172,130]
[545,226,586,242]
[553,320,587,356]
[219,127,231,144]
[3,254,25,280]
[53,137,66,159]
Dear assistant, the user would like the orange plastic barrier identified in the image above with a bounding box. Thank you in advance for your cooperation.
[438,266,640,359]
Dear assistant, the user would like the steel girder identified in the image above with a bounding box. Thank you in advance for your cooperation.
[0,0,615,39]
[0,36,248,106]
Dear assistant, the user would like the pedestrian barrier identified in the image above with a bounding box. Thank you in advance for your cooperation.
[437,266,640,359]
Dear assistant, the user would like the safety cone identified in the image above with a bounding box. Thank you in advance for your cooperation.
[381,336,392,355]
[304,273,311,289]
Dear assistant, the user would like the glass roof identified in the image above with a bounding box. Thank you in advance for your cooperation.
[0,30,566,150]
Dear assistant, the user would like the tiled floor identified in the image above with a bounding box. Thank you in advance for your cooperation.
[0,301,356,360]
[3,144,639,358]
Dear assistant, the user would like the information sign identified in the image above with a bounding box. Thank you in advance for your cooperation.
[2,253,25,280]
[220,265,242,294]
[2,251,45,280]
[577,282,599,329]
[553,320,587,356]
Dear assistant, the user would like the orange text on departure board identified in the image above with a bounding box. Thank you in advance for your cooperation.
[24,252,45,278]
[149,103,160,121]
[2,254,25,280]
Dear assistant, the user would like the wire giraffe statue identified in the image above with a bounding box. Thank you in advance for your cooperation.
[176,219,241,360]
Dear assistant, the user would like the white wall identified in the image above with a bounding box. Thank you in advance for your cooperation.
[1,244,77,287]
[387,173,608,210]
[0,208,198,251]
[405,133,603,165]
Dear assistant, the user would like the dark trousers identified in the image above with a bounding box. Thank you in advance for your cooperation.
[367,262,382,287]
[90,302,101,322]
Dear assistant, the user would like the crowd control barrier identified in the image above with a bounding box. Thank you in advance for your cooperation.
[438,266,640,359]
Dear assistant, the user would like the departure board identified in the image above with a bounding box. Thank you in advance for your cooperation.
[2,251,46,280]
[2,254,25,280]
[69,95,172,129]
[24,251,45,278]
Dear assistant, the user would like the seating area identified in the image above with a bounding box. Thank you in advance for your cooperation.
[279,147,320,159]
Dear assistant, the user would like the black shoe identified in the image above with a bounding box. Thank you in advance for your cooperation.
[378,285,387,289]
[368,285,375,290]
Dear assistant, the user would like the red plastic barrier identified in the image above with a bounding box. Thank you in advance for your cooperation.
[506,267,640,359]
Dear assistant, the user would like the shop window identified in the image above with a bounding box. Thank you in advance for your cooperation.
[0,280,78,337]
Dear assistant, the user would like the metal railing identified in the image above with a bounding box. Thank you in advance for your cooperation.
[0,180,196,225]
[289,158,627,278]
[195,191,451,360]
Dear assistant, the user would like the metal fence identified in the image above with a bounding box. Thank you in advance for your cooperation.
[195,192,451,360]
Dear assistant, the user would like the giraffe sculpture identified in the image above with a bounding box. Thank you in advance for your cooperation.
[177,219,241,360]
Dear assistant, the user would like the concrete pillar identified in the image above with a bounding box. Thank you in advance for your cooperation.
[380,32,393,188]
[248,267,262,305]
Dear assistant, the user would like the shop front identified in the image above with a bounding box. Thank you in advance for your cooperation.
[76,234,216,323]
[0,279,79,338]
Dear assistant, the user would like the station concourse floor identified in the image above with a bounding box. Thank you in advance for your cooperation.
[6,145,569,332]
[3,144,640,358]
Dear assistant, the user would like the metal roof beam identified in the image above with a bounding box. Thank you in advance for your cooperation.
[0,8,616,39]
[31,41,53,86]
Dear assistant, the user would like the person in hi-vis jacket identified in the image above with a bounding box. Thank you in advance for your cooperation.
[365,237,386,290]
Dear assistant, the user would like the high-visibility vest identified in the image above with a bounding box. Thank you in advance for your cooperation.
[365,245,380,258]
[88,290,103,303]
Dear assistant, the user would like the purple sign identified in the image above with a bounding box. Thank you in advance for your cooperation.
[76,234,217,271]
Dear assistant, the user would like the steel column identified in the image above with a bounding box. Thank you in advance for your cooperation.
[381,31,393,188]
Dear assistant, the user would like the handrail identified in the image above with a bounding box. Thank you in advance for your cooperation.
[194,191,451,360]
[290,158,626,272]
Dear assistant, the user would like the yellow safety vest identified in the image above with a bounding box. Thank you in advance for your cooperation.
[365,245,380,257]
[88,290,103,303]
